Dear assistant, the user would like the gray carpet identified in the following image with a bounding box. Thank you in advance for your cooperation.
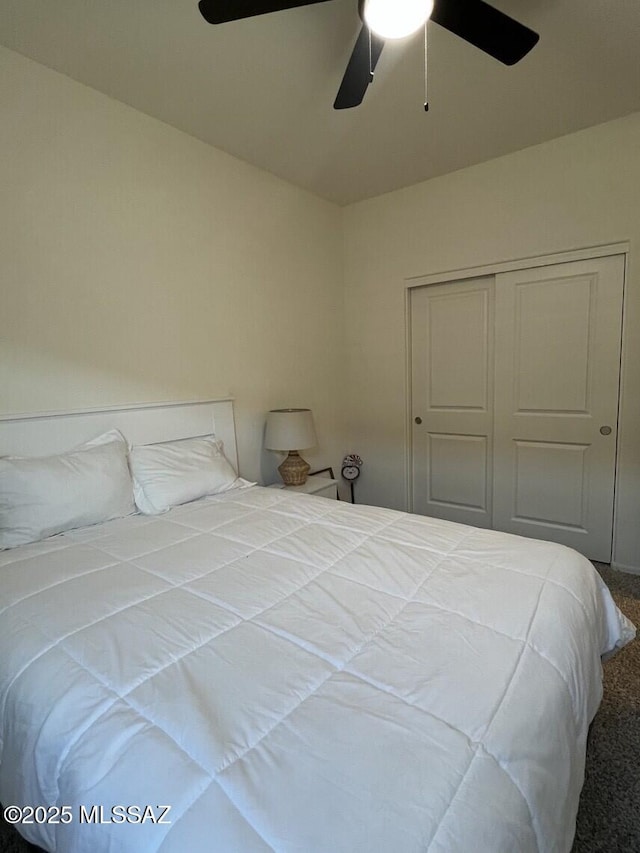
[572,565,640,853]
[1,565,638,853]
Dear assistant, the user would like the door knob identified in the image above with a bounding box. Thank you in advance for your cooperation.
[414,416,422,425]
[599,425,612,436]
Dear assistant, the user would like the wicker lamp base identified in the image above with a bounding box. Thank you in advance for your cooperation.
[278,450,310,486]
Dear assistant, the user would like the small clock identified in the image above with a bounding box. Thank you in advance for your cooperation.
[341,455,363,502]
[341,465,360,481]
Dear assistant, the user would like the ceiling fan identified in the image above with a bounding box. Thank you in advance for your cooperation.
[197,0,539,110]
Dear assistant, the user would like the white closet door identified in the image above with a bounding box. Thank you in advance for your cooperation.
[411,277,494,527]
[492,256,624,561]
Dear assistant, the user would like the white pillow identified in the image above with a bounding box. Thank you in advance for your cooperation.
[0,429,135,549]
[129,435,248,515]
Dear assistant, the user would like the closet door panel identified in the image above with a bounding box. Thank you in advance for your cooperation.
[492,255,624,561]
[411,278,494,527]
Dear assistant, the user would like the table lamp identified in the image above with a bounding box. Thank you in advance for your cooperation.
[265,408,317,486]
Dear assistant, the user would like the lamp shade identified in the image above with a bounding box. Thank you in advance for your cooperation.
[265,409,317,451]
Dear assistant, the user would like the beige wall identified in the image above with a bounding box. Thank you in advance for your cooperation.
[343,113,640,572]
[0,47,345,484]
[3,45,640,569]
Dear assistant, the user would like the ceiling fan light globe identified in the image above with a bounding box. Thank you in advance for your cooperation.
[363,0,434,40]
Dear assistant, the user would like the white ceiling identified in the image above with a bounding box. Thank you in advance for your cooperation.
[2,0,640,205]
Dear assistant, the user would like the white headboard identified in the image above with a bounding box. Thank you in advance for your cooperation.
[0,399,239,472]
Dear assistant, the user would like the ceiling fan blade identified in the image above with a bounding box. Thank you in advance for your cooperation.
[198,0,330,25]
[334,25,385,110]
[431,0,539,65]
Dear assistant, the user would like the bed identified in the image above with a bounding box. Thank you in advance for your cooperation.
[0,400,634,853]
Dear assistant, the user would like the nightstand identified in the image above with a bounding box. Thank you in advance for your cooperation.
[268,474,339,500]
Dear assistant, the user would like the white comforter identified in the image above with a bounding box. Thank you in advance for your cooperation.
[0,486,634,853]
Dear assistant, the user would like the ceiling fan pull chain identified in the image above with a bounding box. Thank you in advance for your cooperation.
[368,26,374,80]
[424,22,429,112]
